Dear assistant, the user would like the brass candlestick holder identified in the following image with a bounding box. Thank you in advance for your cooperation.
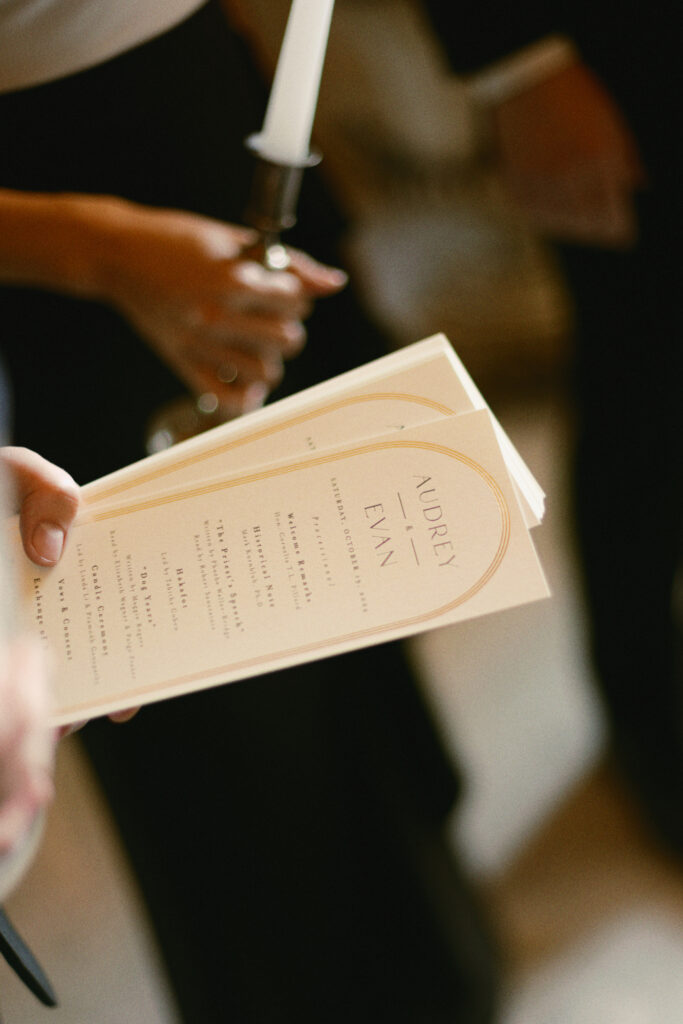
[242,134,321,269]
[145,139,321,453]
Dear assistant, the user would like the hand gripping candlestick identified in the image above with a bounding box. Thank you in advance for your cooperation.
[146,0,335,452]
[145,141,322,453]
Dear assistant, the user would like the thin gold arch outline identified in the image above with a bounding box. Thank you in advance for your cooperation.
[87,392,457,504]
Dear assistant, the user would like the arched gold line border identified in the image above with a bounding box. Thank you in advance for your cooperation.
[87,392,457,504]
[62,439,510,718]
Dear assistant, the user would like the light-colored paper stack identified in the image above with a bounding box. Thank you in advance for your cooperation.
[2,335,549,725]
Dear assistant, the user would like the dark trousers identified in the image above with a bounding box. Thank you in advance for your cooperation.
[562,188,683,791]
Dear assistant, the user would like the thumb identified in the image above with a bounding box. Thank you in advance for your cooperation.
[1,447,80,567]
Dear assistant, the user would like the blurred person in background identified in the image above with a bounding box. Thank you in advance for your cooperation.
[0,2,500,1021]
[420,0,683,854]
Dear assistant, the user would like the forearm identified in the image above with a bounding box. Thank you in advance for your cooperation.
[0,187,126,300]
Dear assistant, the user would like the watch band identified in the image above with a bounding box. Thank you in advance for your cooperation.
[0,908,57,1007]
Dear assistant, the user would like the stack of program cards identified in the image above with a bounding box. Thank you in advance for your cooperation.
[2,334,550,725]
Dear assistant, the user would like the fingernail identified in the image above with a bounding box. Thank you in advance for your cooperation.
[325,268,348,285]
[33,523,65,565]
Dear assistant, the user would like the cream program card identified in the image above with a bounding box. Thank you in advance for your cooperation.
[3,409,548,725]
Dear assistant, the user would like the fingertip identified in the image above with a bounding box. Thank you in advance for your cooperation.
[325,267,349,287]
[287,251,348,291]
[307,266,348,294]
[108,707,140,723]
[56,719,89,739]
[242,381,269,411]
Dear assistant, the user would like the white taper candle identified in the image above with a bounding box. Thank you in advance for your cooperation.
[255,0,335,166]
